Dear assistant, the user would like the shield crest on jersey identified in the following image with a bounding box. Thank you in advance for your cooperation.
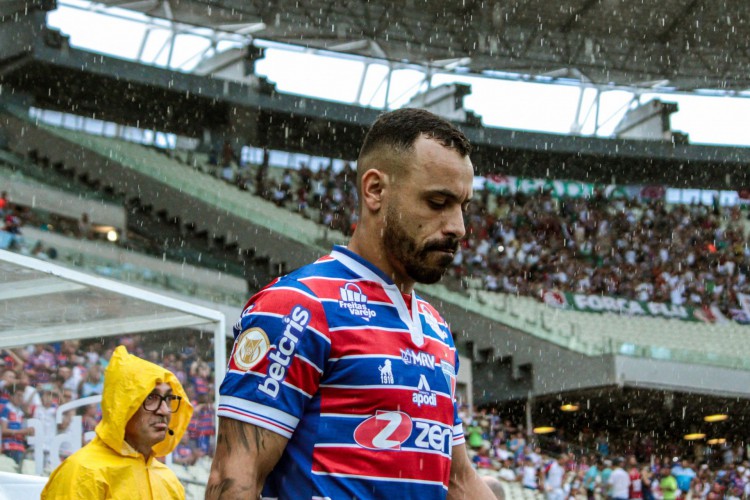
[440,360,456,400]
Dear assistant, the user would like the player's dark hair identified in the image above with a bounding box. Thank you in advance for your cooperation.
[358,108,472,162]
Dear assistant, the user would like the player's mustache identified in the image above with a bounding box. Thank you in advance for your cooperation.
[422,238,459,253]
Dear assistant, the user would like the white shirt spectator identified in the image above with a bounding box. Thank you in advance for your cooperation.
[522,465,538,489]
[476,239,491,258]
[608,467,631,499]
[546,461,565,490]
[625,249,637,265]
[498,466,517,482]
[494,445,511,461]
[636,282,653,302]
[670,282,686,305]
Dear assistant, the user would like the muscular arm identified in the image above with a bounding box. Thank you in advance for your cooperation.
[447,442,496,500]
[205,417,288,499]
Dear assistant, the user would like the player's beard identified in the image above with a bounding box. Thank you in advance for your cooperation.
[383,204,459,284]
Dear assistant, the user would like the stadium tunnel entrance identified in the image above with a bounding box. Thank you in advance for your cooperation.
[484,386,750,462]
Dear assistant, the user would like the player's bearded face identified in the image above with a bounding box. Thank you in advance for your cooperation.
[383,203,459,284]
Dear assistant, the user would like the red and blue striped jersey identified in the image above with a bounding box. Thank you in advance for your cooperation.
[219,246,464,499]
[1,403,26,452]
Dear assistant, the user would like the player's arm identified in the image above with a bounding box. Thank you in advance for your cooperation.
[447,442,496,500]
[205,417,288,499]
[0,418,33,436]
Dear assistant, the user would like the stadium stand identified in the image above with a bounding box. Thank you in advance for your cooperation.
[467,290,750,370]
[4,121,750,499]
[0,156,248,306]
[8,106,750,376]
[1,105,347,272]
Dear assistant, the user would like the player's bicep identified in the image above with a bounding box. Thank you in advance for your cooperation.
[206,417,288,499]
[448,442,496,500]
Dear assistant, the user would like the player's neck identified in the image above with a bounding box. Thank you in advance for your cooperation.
[347,230,414,294]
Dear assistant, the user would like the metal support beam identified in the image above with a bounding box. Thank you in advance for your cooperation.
[383,63,393,110]
[0,278,87,301]
[593,88,602,134]
[570,87,586,134]
[355,62,369,105]
[136,27,152,62]
[0,312,211,348]
[213,314,227,426]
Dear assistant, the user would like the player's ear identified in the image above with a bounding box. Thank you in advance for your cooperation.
[360,168,387,212]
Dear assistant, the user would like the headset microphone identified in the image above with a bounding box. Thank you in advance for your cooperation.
[168,429,174,436]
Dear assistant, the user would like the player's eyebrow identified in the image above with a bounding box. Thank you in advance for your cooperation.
[426,188,472,203]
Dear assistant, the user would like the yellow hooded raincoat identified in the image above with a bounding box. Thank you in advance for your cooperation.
[41,346,194,499]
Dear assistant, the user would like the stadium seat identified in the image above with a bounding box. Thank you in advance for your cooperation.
[0,456,17,474]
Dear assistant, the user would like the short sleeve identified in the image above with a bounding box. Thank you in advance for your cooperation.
[218,281,331,439]
[452,349,465,446]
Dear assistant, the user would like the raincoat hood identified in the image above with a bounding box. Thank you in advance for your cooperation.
[96,345,193,458]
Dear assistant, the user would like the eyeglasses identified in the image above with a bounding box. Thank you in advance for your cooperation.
[143,393,182,413]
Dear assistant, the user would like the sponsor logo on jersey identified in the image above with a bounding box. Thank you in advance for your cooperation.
[353,411,452,454]
[412,374,437,407]
[377,359,394,384]
[258,305,311,399]
[413,421,452,454]
[400,348,436,369]
[354,411,412,450]
[338,283,377,321]
[232,327,270,371]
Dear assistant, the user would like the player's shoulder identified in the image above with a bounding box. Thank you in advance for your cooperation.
[236,257,344,325]
[247,260,326,306]
[270,253,357,296]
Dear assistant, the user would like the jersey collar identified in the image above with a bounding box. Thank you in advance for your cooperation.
[330,245,425,347]
[331,245,394,284]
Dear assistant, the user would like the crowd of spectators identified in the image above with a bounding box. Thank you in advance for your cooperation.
[462,408,750,500]
[17,137,750,323]
[0,189,88,258]
[0,334,216,472]
[215,157,359,237]
[225,161,750,320]
[453,190,750,319]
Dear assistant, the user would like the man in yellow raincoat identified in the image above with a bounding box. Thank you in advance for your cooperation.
[41,345,194,499]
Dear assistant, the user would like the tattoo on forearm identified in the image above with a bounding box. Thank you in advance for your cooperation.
[253,425,265,454]
[206,478,256,498]
[229,419,251,452]
[217,425,230,453]
[205,478,234,497]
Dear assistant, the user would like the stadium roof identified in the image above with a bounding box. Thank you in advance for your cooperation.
[93,0,750,92]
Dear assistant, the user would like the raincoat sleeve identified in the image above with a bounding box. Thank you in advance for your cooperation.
[41,458,109,499]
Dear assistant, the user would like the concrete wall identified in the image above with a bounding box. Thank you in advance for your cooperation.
[615,356,750,398]
[420,288,617,405]
[0,112,327,272]
[1,173,126,229]
[22,226,248,295]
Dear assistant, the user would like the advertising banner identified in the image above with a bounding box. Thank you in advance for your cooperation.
[539,290,736,324]
[482,174,647,201]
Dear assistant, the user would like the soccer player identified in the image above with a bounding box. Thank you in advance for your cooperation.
[207,108,494,499]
